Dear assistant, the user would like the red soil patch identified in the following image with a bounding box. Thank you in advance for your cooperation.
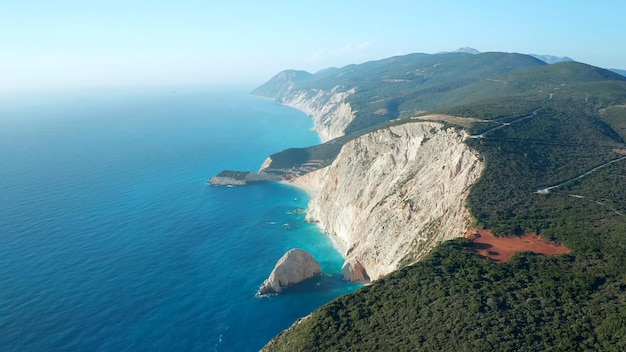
[467,229,571,262]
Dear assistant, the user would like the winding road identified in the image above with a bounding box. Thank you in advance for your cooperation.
[468,107,543,139]
[535,155,626,194]
[469,94,552,139]
[464,93,626,204]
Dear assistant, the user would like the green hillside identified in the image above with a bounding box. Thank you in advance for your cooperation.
[261,56,626,351]
[253,51,547,135]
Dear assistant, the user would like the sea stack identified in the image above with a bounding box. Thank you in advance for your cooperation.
[258,249,322,295]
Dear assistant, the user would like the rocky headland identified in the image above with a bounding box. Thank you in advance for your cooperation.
[215,75,487,283]
[289,121,484,281]
[208,170,281,186]
[256,52,626,351]
[273,86,356,143]
[251,71,357,143]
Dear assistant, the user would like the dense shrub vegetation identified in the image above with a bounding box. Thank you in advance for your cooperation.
[265,240,626,351]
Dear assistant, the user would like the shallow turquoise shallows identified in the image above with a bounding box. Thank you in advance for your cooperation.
[0,88,360,352]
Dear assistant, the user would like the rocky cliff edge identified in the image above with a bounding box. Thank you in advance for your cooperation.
[277,86,356,143]
[290,120,485,281]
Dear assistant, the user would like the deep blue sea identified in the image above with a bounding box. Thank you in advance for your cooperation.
[0,87,359,352]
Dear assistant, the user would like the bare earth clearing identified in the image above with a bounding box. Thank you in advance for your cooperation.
[467,229,571,262]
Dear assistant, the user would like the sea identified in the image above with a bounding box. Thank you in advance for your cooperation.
[0,87,360,352]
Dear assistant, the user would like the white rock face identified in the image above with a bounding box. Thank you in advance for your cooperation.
[291,121,485,281]
[258,156,273,172]
[279,86,356,142]
[258,249,322,295]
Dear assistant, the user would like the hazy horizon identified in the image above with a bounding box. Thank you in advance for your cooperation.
[2,0,625,93]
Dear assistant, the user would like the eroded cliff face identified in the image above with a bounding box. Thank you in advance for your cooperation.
[278,86,356,142]
[291,121,484,281]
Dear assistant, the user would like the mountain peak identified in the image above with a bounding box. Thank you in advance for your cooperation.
[438,47,480,55]
[454,47,480,54]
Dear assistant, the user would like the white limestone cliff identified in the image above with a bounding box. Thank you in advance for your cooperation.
[258,248,322,295]
[290,121,485,281]
[278,86,356,142]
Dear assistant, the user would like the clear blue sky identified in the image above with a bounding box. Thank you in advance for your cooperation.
[1,0,625,93]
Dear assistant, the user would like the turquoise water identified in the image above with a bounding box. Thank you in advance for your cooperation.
[0,88,359,351]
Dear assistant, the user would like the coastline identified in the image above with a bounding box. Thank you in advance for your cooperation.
[275,144,351,260]
[270,98,485,282]
[266,93,352,266]
[280,176,350,255]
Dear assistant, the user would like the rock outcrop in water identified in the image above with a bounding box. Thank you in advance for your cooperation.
[258,249,322,295]
[291,121,485,282]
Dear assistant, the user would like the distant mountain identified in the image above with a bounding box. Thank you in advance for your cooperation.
[436,49,572,64]
[530,54,574,64]
[454,47,480,54]
[438,47,480,55]
[611,68,626,77]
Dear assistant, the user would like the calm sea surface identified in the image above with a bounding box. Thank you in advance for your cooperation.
[0,87,359,351]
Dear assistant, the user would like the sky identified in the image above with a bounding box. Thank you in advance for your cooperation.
[1,0,625,93]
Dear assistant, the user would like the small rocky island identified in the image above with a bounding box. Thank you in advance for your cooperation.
[208,170,281,186]
[258,249,322,295]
